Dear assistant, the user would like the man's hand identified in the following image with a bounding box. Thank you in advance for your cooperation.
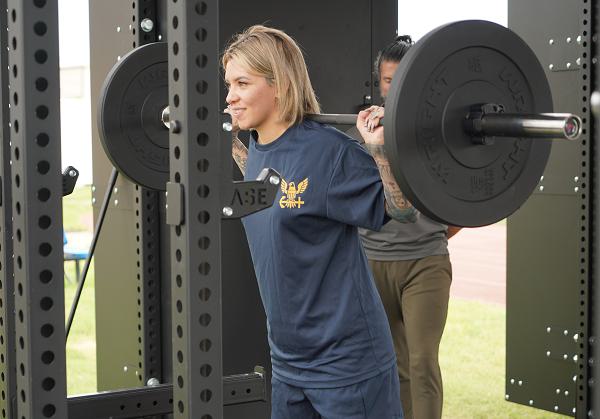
[356,105,417,223]
[357,106,385,145]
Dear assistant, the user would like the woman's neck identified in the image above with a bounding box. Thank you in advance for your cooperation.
[256,120,292,144]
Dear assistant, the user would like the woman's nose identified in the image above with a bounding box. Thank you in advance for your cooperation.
[226,88,238,104]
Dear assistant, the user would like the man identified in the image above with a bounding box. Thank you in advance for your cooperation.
[359,35,461,419]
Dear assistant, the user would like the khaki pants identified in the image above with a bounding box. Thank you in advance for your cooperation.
[369,255,452,419]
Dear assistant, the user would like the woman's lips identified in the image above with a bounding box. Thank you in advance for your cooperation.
[230,108,245,117]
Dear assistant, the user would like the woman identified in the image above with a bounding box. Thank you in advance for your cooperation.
[222,25,412,419]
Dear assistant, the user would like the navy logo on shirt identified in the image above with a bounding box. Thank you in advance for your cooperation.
[279,178,308,208]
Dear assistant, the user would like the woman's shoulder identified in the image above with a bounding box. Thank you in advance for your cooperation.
[300,119,360,150]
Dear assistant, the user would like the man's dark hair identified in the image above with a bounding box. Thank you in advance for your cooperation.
[374,35,414,78]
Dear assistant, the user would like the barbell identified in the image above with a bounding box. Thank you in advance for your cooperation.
[97,20,582,227]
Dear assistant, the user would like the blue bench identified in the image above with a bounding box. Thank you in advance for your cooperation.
[64,233,89,282]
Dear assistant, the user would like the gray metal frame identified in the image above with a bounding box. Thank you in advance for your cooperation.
[133,0,164,389]
[591,1,598,417]
[0,1,16,418]
[166,1,224,417]
[136,187,164,386]
[90,0,149,391]
[7,0,67,418]
[507,0,591,416]
[592,0,599,416]
[67,370,266,419]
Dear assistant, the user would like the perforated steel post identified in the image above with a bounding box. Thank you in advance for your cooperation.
[135,186,164,385]
[167,1,223,418]
[7,0,67,418]
[133,0,164,389]
[578,1,593,417]
[0,2,16,418]
[591,0,599,417]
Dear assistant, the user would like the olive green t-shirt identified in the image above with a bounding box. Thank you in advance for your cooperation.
[359,215,448,261]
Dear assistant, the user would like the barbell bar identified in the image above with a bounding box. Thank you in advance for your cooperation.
[163,106,582,142]
[307,110,581,142]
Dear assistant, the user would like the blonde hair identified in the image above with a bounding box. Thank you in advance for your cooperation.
[222,25,321,125]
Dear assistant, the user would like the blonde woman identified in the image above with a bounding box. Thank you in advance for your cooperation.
[223,25,412,419]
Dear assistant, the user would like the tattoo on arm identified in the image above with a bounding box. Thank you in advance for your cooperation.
[232,136,248,176]
[364,144,418,223]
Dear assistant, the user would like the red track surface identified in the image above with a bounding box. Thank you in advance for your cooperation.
[448,223,506,306]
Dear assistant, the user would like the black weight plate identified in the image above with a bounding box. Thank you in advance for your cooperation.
[98,42,169,191]
[384,20,553,227]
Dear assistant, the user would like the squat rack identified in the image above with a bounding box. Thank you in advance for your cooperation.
[1,1,599,418]
[0,1,270,418]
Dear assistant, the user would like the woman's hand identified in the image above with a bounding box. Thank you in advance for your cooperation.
[223,105,241,137]
[224,105,248,176]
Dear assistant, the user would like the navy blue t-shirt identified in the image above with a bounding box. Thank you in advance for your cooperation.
[242,120,396,388]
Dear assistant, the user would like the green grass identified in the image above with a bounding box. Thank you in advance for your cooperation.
[441,299,566,419]
[65,269,97,395]
[64,185,96,395]
[63,185,93,232]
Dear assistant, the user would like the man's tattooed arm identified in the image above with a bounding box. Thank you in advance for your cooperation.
[232,135,248,176]
[364,143,418,223]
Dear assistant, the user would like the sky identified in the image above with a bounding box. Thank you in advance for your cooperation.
[399,0,507,40]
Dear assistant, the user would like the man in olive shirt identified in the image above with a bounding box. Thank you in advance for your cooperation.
[359,36,460,419]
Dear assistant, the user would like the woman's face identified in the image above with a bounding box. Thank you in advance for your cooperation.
[225,58,279,131]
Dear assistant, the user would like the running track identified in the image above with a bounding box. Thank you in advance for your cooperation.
[448,223,506,306]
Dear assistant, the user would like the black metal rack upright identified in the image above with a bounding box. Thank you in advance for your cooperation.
[6,1,67,418]
[0,2,17,418]
[166,1,224,417]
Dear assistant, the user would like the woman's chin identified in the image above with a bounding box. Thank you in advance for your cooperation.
[238,122,252,131]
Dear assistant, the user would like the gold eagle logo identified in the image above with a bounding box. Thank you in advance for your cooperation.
[279,178,308,208]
